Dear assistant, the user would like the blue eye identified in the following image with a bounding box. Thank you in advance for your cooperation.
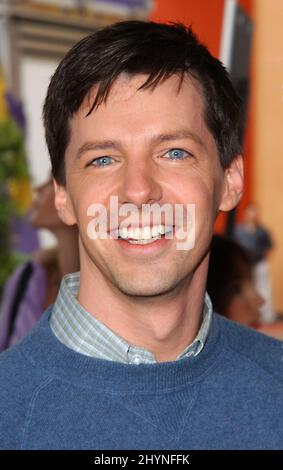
[167,149,190,160]
[91,156,113,167]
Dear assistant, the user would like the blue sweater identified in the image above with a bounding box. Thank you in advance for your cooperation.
[0,307,283,450]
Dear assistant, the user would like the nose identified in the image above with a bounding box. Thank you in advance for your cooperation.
[119,159,162,207]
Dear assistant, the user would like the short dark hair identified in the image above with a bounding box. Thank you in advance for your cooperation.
[43,20,243,184]
[207,235,253,316]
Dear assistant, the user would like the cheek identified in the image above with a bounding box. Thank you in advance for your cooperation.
[179,177,217,230]
[177,167,220,205]
[71,185,112,241]
[67,185,95,228]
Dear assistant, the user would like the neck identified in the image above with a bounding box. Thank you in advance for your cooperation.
[78,254,209,363]
[53,226,80,276]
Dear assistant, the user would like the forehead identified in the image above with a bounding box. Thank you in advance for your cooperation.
[79,73,205,117]
[70,73,215,151]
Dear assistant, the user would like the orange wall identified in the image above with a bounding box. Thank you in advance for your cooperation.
[150,0,224,57]
[238,0,252,15]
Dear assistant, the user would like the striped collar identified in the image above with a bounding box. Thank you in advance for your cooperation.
[50,272,212,364]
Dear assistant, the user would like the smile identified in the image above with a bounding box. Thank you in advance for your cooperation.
[118,224,173,245]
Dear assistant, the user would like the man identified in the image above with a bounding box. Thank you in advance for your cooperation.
[233,202,275,324]
[0,21,282,450]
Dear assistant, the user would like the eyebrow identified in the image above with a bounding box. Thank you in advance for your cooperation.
[76,129,205,160]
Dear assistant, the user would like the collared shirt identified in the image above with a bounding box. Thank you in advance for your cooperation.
[50,272,212,364]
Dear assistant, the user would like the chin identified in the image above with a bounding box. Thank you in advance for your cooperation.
[115,276,180,298]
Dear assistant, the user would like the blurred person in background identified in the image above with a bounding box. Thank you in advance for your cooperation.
[0,178,79,351]
[207,235,264,328]
[233,202,275,324]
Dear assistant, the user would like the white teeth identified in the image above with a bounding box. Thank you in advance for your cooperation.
[151,226,159,237]
[133,227,140,239]
[120,227,128,239]
[142,226,151,239]
[128,228,135,239]
[118,225,172,241]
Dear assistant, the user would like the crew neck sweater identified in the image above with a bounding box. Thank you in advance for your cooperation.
[0,307,283,450]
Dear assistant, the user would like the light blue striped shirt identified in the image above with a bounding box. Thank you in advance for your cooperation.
[50,272,212,364]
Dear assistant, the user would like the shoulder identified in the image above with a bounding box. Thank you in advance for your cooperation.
[0,312,53,449]
[215,313,283,385]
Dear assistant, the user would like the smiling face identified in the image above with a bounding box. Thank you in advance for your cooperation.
[55,74,243,298]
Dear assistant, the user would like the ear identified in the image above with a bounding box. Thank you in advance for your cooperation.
[53,179,77,226]
[219,155,244,212]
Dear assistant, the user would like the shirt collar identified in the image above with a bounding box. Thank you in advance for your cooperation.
[50,272,213,364]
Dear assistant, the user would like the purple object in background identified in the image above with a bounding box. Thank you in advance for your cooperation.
[5,91,26,131]
[89,0,152,12]
[0,260,47,352]
[12,217,39,254]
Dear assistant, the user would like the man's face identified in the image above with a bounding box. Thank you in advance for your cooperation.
[57,74,241,297]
